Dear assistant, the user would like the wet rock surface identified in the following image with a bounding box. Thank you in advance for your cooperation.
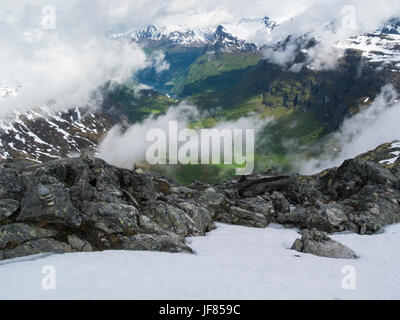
[0,142,400,260]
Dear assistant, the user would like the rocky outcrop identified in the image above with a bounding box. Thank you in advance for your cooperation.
[291,230,358,259]
[0,142,400,261]
[0,156,214,260]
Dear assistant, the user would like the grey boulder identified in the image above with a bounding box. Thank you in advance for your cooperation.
[0,223,56,249]
[291,230,358,259]
[0,199,20,223]
[122,233,192,253]
[1,238,74,260]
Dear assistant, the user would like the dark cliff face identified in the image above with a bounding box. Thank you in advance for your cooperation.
[229,49,399,129]
[0,142,399,261]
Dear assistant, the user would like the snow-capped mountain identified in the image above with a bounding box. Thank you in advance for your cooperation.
[381,18,400,35]
[127,24,260,51]
[258,15,400,73]
[0,107,115,163]
[128,25,214,47]
[206,25,258,53]
[111,16,279,51]
[337,19,400,72]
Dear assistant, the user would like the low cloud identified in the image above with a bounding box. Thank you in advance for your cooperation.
[263,0,400,70]
[150,51,170,74]
[97,102,267,169]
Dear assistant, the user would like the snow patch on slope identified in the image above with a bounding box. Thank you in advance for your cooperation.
[0,222,399,299]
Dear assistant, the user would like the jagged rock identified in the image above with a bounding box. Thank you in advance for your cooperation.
[138,215,165,234]
[324,158,399,199]
[1,238,74,260]
[308,203,349,232]
[143,201,200,236]
[188,180,211,190]
[0,199,20,222]
[236,197,273,217]
[197,187,226,207]
[0,143,399,261]
[345,185,400,234]
[175,201,215,234]
[121,171,155,205]
[216,206,269,228]
[277,203,349,232]
[0,223,56,248]
[152,176,178,194]
[0,168,25,201]
[291,230,358,259]
[122,233,192,253]
[69,176,95,202]
[238,174,295,197]
[67,234,93,252]
[271,191,290,215]
[169,186,197,198]
[17,183,81,227]
[80,202,140,234]
[288,175,325,204]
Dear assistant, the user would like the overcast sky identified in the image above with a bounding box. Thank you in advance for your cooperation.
[0,0,313,30]
[1,0,400,115]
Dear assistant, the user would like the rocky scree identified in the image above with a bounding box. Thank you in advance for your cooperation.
[1,142,400,260]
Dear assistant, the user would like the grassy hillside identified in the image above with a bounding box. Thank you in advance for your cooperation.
[136,47,204,95]
[176,52,263,95]
[104,48,400,184]
[102,83,177,123]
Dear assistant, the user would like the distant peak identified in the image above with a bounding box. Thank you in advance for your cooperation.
[215,25,226,34]
[381,17,400,35]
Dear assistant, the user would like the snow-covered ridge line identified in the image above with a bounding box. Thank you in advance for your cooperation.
[111,15,400,71]
[337,32,400,69]
[0,107,114,162]
[109,16,278,49]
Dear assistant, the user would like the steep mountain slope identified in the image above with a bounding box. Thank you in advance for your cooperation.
[133,23,266,95]
[0,108,115,163]
[124,16,400,182]
[338,19,400,71]
[101,84,177,123]
[3,16,400,181]
[0,83,177,163]
[175,24,400,169]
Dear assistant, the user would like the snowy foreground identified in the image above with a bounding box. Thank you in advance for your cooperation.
[1,223,399,300]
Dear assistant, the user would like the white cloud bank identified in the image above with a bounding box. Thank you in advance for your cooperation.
[0,0,312,116]
[2,0,400,117]
[97,102,267,170]
[263,0,400,70]
[0,1,149,117]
